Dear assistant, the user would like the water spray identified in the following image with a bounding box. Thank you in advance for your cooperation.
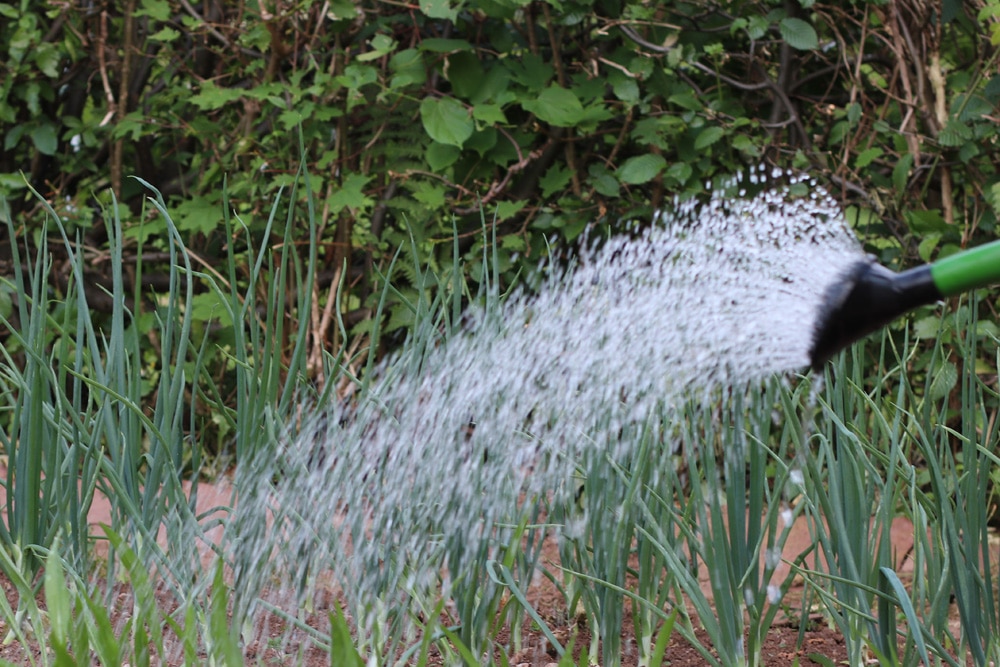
[237,170,1000,654]
[809,238,1000,369]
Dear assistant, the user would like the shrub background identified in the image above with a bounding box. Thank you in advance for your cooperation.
[2,0,999,379]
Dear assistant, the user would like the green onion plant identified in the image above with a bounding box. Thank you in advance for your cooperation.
[2,174,1000,667]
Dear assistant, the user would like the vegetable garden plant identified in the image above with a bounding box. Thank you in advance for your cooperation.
[1,0,1000,664]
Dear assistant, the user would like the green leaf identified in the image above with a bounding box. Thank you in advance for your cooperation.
[976,319,999,340]
[828,120,850,145]
[419,38,473,53]
[906,209,948,233]
[469,65,513,105]
[779,18,818,50]
[539,164,572,198]
[0,284,12,321]
[465,127,496,155]
[472,103,508,125]
[929,360,958,400]
[136,0,171,20]
[279,107,307,130]
[8,24,32,64]
[390,48,426,87]
[617,154,666,185]
[113,111,149,141]
[189,292,234,326]
[665,161,693,185]
[494,200,527,220]
[937,242,962,259]
[357,33,397,62]
[189,82,244,110]
[507,53,553,91]
[846,102,862,125]
[610,73,640,104]
[420,97,473,147]
[209,565,243,667]
[953,91,991,117]
[743,15,769,39]
[44,545,70,650]
[914,315,941,340]
[989,182,1000,216]
[855,147,883,169]
[147,26,180,42]
[879,568,931,665]
[445,51,485,99]
[410,180,446,208]
[594,174,619,197]
[578,103,614,126]
[694,126,725,150]
[501,234,526,252]
[30,123,58,155]
[806,653,837,667]
[958,140,979,163]
[522,86,584,127]
[329,603,365,667]
[83,588,121,666]
[588,163,619,197]
[731,133,761,157]
[892,153,913,192]
[420,0,457,20]
[32,43,61,78]
[329,173,373,213]
[173,196,222,234]
[23,81,41,115]
[4,124,24,151]
[667,89,701,111]
[244,82,283,101]
[426,142,460,171]
[650,609,679,666]
[0,172,27,191]
[917,233,941,262]
[327,0,356,19]
[336,64,378,92]
[938,118,972,147]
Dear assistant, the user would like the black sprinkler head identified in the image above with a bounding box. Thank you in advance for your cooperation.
[808,259,942,370]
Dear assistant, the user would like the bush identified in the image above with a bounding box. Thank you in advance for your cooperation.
[2,0,999,378]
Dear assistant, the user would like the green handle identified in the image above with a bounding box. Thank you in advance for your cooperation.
[929,238,1000,297]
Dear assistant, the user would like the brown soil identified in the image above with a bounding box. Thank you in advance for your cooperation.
[0,476,925,666]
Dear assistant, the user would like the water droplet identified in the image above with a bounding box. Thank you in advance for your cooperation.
[226,167,866,643]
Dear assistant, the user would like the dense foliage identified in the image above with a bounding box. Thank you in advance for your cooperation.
[2,0,999,380]
[3,3,1000,662]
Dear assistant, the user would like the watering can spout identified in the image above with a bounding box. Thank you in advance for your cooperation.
[808,238,1000,370]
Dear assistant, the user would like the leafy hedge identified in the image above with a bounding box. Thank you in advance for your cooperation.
[2,0,999,366]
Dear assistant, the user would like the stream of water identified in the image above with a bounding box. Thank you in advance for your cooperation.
[227,167,868,646]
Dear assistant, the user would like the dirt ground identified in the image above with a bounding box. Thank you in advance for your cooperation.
[0,476,922,666]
